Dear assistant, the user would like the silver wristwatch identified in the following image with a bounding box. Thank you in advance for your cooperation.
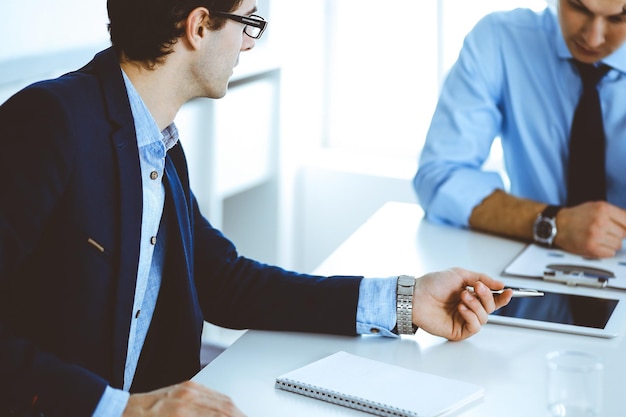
[396,275,416,335]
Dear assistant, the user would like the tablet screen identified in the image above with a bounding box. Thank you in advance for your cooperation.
[491,291,619,329]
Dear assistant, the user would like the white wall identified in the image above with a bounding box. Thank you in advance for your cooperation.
[0,1,108,103]
[294,152,418,273]
[1,0,108,61]
[275,1,545,273]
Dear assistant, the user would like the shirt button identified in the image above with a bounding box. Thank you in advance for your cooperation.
[370,328,380,334]
[135,310,141,319]
[150,171,159,180]
[150,236,157,245]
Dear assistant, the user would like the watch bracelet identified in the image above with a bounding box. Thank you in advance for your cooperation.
[396,275,416,335]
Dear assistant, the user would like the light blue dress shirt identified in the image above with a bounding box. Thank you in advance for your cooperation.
[414,7,626,227]
[91,70,398,417]
[92,71,177,417]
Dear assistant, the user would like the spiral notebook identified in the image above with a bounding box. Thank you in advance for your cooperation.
[275,351,484,417]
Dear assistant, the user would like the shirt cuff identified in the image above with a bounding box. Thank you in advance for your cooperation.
[92,386,130,417]
[356,277,398,338]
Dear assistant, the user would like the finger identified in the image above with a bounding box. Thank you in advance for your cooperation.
[494,289,513,310]
[594,244,618,259]
[175,382,243,416]
[604,222,626,239]
[589,235,620,258]
[461,288,489,324]
[607,204,626,231]
[457,303,482,337]
[470,281,497,313]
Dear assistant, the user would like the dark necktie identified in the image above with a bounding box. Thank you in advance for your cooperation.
[566,61,611,206]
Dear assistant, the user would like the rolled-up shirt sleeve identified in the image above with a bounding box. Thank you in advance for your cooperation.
[356,277,399,338]
[414,13,506,227]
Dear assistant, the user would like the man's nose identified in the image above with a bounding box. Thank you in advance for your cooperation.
[582,17,606,48]
[242,34,256,51]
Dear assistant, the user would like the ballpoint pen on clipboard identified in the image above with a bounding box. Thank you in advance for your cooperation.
[543,263,615,288]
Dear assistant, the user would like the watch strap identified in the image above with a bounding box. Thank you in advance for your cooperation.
[396,275,416,335]
[542,205,561,219]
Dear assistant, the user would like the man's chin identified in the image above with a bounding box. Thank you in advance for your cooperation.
[211,88,228,99]
[570,41,605,63]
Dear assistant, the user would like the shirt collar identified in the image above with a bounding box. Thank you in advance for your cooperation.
[121,69,179,151]
[161,123,179,150]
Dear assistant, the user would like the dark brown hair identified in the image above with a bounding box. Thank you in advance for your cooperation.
[107,0,243,67]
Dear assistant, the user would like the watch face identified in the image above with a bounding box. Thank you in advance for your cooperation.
[536,220,554,239]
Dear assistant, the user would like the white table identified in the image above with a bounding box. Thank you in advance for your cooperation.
[193,202,626,417]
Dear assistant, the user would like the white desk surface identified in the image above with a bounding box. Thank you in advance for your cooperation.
[194,201,626,417]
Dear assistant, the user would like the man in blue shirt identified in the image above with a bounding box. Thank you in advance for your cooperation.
[0,0,512,416]
[415,0,626,259]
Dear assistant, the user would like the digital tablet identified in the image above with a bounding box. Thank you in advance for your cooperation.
[488,288,626,338]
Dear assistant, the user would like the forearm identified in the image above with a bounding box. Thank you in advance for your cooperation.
[469,189,546,241]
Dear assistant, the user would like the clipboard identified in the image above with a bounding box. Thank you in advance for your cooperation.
[502,243,626,290]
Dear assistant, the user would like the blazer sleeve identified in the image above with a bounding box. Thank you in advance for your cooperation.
[162,143,365,336]
[187,193,364,336]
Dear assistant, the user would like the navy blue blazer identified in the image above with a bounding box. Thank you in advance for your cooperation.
[0,48,363,417]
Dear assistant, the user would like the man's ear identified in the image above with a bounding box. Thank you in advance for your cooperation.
[185,7,210,50]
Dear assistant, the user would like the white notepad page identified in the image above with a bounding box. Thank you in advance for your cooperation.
[275,351,484,417]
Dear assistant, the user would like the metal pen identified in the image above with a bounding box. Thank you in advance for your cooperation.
[465,286,544,297]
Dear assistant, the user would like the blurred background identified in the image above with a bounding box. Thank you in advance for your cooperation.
[0,0,548,349]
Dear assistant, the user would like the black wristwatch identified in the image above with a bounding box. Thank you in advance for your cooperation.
[533,205,562,247]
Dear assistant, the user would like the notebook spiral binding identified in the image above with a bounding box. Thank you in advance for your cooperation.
[275,379,417,417]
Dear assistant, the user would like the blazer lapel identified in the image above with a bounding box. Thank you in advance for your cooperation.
[163,152,193,280]
[91,48,143,388]
[87,49,194,388]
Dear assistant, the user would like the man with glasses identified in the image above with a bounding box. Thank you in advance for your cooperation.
[414,0,626,259]
[0,0,511,416]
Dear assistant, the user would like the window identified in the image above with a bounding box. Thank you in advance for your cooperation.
[0,0,107,61]
[324,0,549,157]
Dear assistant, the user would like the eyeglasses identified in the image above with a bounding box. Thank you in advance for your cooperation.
[213,12,267,39]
